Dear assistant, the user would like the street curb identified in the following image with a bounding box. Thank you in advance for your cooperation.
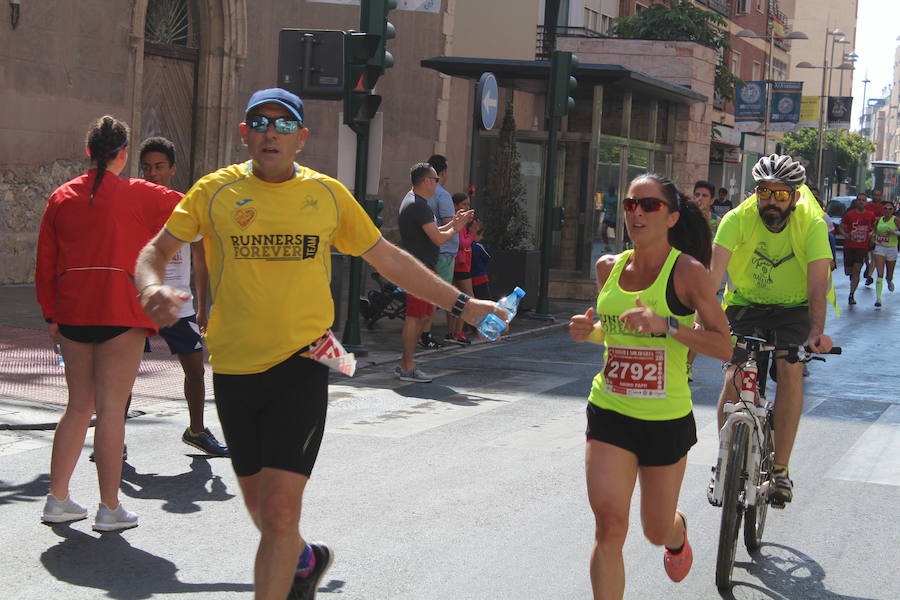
[355,318,569,370]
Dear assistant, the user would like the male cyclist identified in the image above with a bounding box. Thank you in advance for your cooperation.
[708,154,834,507]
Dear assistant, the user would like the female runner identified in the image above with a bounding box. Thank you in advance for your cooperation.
[569,173,732,599]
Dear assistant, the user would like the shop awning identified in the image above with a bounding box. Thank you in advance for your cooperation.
[421,56,707,105]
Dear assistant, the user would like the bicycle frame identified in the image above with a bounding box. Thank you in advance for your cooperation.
[710,340,773,508]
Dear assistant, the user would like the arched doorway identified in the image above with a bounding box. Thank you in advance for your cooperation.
[129,0,247,189]
[142,0,200,192]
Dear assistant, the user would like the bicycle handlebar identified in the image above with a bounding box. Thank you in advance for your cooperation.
[733,335,842,363]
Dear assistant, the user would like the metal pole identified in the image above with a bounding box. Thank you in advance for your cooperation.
[763,33,774,151]
[341,120,370,355]
[816,31,832,191]
[533,115,559,320]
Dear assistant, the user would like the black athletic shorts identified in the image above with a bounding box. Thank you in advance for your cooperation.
[585,403,697,467]
[58,324,131,344]
[159,315,203,355]
[213,353,328,478]
[726,304,810,364]
[843,246,868,271]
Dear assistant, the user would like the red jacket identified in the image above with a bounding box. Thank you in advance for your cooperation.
[35,170,182,330]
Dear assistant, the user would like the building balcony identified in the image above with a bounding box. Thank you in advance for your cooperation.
[706,0,731,17]
[536,25,605,61]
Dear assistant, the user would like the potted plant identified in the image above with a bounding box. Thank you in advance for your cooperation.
[479,101,539,310]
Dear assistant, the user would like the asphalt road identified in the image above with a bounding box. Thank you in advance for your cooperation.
[1,273,898,599]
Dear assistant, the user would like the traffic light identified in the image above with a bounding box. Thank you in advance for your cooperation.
[343,32,383,126]
[547,50,579,118]
[343,1,396,126]
[365,197,385,228]
[360,0,396,89]
[277,29,346,100]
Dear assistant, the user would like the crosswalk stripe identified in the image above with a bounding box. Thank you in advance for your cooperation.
[490,407,585,452]
[828,404,900,487]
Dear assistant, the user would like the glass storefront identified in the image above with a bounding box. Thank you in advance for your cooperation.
[473,86,676,280]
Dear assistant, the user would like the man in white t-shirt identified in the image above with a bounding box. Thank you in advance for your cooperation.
[140,137,227,456]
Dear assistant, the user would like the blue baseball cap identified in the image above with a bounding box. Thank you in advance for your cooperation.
[245,88,304,123]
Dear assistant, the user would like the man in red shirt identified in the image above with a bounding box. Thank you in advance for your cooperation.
[863,190,884,284]
[842,195,877,304]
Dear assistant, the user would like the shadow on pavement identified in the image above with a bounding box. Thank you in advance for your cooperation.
[0,473,50,506]
[721,542,877,600]
[40,524,252,599]
[120,458,235,514]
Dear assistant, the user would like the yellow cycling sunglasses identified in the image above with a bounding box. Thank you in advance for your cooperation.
[756,187,793,202]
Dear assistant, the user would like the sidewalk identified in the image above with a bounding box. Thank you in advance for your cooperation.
[0,283,589,430]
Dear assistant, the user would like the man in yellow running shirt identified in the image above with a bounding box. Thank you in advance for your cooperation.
[709,154,834,508]
[134,88,501,600]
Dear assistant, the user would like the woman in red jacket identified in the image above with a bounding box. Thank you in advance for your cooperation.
[36,116,182,532]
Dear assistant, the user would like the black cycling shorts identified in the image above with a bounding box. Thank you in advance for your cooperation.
[585,403,697,467]
[58,324,132,344]
[213,354,328,478]
[726,304,809,364]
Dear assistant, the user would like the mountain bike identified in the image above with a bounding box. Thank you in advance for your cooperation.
[710,335,841,589]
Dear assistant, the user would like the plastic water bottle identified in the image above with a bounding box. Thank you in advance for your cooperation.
[478,287,526,341]
[55,344,65,367]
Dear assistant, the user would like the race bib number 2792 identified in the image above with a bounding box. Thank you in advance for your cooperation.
[603,346,666,398]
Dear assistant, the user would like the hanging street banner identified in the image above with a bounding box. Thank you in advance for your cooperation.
[827,96,853,129]
[307,0,440,12]
[734,81,766,132]
[768,81,803,131]
[799,96,820,128]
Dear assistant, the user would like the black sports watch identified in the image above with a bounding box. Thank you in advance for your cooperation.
[666,316,680,336]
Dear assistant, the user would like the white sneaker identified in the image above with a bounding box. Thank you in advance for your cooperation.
[41,494,88,524]
[394,365,433,383]
[92,502,139,532]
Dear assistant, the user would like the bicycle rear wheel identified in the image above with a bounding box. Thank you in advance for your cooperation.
[744,415,774,551]
[716,422,749,589]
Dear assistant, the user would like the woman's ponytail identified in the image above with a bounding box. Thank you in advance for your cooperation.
[85,116,129,203]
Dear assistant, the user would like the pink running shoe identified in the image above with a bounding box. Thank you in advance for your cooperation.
[664,511,693,582]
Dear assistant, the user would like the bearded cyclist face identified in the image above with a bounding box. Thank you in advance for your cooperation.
[755,182,797,231]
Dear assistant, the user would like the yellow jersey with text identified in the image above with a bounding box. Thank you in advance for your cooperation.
[165,162,381,374]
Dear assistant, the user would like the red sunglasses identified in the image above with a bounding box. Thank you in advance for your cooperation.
[623,197,671,213]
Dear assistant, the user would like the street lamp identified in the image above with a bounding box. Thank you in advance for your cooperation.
[795,28,852,192]
[736,28,809,150]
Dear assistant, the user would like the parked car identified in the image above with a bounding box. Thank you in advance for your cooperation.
[826,196,856,247]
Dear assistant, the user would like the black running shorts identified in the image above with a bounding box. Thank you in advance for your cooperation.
[58,324,132,344]
[213,354,328,478]
[585,403,697,467]
[725,304,809,364]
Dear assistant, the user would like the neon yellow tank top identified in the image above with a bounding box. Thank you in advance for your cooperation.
[875,216,898,247]
[588,248,695,421]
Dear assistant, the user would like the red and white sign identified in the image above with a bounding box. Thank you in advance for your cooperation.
[603,346,666,398]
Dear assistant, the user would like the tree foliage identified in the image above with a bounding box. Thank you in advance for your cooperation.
[780,127,875,182]
[609,0,741,101]
[481,101,533,250]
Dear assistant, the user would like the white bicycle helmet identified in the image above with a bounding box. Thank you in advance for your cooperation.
[752,154,806,187]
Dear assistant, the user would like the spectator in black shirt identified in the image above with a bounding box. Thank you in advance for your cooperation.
[396,162,473,382]
[711,187,733,220]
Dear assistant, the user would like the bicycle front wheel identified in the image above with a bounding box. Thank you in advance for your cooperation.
[744,415,774,551]
[716,422,749,589]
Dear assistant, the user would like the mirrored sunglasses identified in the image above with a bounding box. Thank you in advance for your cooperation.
[246,115,302,134]
[756,187,793,202]
[623,197,670,213]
